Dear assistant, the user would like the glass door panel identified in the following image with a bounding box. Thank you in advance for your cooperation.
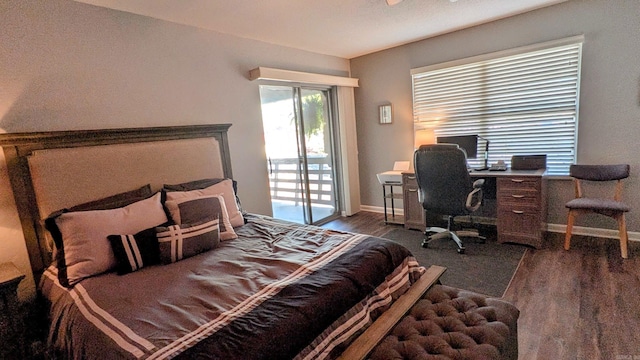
[259,85,338,225]
[299,88,337,224]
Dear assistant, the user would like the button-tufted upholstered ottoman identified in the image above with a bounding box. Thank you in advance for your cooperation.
[368,284,519,360]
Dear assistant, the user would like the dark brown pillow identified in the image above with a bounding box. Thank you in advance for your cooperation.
[163,178,237,194]
[69,184,153,211]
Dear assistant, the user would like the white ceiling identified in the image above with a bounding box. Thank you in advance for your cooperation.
[74,0,566,59]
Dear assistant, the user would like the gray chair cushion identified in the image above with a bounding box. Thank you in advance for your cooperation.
[566,198,630,212]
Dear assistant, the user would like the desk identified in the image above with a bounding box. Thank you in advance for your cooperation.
[402,169,547,248]
[381,182,404,225]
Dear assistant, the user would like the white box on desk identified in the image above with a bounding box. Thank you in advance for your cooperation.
[376,161,410,184]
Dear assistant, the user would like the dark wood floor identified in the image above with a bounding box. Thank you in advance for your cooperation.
[322,211,640,360]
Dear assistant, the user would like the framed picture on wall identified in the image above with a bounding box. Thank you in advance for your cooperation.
[379,104,392,124]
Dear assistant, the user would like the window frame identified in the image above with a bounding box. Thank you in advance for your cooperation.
[411,35,584,175]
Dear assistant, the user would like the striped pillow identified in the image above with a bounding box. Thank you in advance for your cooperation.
[163,179,244,227]
[164,194,237,241]
[156,220,220,264]
[107,227,160,274]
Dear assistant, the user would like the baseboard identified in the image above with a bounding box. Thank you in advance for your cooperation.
[358,206,640,242]
[360,205,403,216]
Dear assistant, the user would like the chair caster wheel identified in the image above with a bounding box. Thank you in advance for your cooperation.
[421,240,429,248]
[457,247,465,254]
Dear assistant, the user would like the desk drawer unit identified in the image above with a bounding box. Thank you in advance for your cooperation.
[497,177,547,248]
[403,174,426,231]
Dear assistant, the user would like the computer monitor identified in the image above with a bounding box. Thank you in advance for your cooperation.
[436,135,478,158]
[437,134,490,170]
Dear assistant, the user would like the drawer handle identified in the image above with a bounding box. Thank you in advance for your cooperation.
[408,189,417,192]
[406,176,416,180]
[511,179,524,183]
[512,210,525,214]
[511,194,525,198]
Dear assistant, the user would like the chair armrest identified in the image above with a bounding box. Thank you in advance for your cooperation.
[473,179,485,188]
[466,186,483,212]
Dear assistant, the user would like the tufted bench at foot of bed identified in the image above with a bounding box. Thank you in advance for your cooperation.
[369,284,519,360]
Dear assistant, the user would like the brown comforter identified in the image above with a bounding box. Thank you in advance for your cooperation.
[40,215,424,360]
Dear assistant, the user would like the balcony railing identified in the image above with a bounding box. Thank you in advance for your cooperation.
[268,156,334,206]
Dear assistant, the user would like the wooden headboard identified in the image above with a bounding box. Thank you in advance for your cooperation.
[0,124,233,282]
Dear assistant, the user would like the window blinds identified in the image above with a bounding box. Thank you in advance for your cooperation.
[412,37,583,175]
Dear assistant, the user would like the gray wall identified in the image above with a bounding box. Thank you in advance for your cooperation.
[0,0,350,299]
[351,0,640,233]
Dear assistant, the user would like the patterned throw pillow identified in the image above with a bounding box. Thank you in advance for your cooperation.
[164,194,237,241]
[164,179,244,227]
[163,178,246,223]
[156,220,220,264]
[108,227,161,274]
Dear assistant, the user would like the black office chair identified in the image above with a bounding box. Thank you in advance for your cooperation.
[414,144,486,254]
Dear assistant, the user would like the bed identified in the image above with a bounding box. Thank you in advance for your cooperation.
[0,125,437,360]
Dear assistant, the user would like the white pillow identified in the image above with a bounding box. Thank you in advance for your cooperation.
[165,179,244,227]
[55,192,168,286]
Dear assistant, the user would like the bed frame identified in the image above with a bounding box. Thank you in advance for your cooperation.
[0,124,446,359]
[0,124,233,283]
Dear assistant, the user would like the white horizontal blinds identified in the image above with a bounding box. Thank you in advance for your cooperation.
[413,40,582,175]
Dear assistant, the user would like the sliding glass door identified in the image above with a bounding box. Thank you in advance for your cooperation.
[259,85,339,225]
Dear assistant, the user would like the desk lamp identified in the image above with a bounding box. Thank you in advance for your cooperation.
[414,129,436,148]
